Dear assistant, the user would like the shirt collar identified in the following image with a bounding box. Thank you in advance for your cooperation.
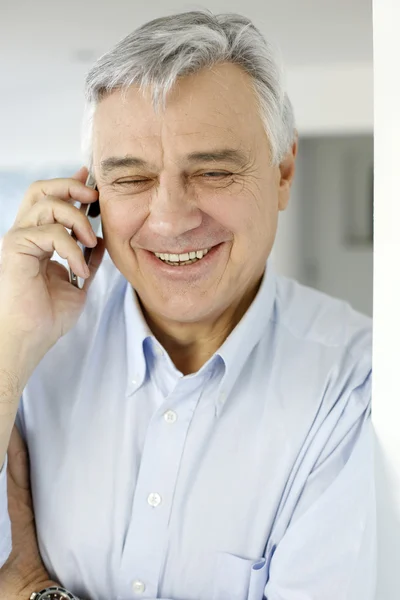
[123,259,276,404]
[124,282,153,396]
[214,259,276,416]
[123,280,221,398]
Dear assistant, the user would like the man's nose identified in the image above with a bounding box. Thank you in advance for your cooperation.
[146,175,202,238]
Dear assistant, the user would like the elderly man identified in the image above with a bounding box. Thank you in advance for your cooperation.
[0,10,375,600]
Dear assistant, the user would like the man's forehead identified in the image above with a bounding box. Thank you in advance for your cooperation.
[94,63,260,132]
[94,109,255,165]
[92,64,266,167]
[93,103,247,161]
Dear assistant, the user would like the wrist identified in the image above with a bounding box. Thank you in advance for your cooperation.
[20,578,60,600]
[1,555,57,600]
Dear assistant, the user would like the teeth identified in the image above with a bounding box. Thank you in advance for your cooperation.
[154,248,210,263]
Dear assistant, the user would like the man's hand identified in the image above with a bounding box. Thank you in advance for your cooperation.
[0,425,58,599]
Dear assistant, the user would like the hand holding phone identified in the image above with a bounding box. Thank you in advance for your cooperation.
[0,167,106,379]
[68,173,102,289]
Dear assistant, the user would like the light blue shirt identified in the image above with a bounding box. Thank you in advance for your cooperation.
[0,257,376,600]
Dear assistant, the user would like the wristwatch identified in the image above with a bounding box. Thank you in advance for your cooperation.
[29,585,81,600]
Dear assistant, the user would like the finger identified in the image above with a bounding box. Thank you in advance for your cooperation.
[11,224,92,280]
[16,177,99,223]
[29,177,98,204]
[15,195,98,248]
[8,425,30,490]
[82,236,106,292]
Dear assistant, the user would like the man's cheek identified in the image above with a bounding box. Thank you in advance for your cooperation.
[102,213,134,244]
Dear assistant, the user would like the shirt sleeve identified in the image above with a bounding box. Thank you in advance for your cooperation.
[264,373,376,600]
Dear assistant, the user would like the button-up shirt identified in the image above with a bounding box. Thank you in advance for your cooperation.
[0,258,376,600]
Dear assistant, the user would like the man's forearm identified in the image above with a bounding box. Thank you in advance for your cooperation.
[0,326,38,471]
[0,366,22,472]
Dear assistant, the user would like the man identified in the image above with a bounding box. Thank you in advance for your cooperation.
[0,10,375,600]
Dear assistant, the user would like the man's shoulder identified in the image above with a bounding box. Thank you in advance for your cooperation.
[267,273,372,422]
[272,272,372,361]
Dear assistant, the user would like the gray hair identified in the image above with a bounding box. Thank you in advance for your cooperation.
[82,10,296,171]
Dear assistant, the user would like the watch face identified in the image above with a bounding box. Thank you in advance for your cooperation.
[39,588,73,600]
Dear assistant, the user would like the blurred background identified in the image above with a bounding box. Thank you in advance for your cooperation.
[0,0,373,315]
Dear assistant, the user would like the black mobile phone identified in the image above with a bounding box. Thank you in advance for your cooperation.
[68,173,101,288]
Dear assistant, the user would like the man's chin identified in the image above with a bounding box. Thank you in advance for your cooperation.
[139,292,225,328]
[149,303,215,325]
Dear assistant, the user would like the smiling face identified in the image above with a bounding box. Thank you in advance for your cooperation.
[92,62,296,326]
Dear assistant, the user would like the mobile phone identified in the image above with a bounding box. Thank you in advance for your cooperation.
[68,173,101,288]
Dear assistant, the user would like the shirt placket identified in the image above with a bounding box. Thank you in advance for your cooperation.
[117,373,208,599]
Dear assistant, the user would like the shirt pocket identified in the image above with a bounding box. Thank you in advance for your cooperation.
[212,551,268,600]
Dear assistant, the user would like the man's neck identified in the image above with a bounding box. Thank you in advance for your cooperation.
[139,277,262,375]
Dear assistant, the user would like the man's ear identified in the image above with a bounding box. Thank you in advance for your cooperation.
[278,130,298,211]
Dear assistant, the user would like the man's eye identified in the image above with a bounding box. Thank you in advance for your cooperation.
[201,172,230,178]
[116,179,150,185]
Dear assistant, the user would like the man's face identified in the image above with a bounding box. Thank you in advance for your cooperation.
[92,63,295,324]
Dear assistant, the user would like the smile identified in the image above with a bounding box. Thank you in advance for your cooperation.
[153,248,210,266]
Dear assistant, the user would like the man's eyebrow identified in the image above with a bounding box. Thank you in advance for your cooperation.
[100,156,150,175]
[186,148,249,166]
[100,148,249,175]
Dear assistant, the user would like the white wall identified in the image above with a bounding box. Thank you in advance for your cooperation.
[372,1,400,598]
[287,63,373,135]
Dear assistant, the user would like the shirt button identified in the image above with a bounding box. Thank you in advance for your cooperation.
[147,492,162,507]
[132,580,146,594]
[164,409,177,423]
